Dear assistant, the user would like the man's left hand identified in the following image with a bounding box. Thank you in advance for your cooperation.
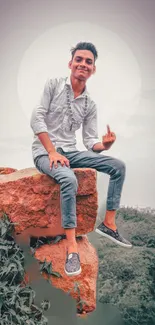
[102,125,116,150]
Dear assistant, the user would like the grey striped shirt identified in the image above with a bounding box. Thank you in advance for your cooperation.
[30,76,99,160]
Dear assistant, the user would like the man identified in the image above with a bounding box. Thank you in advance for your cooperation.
[30,42,132,277]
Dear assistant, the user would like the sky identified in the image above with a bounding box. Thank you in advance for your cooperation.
[0,0,155,210]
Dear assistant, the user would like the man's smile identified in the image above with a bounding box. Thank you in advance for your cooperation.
[77,68,88,72]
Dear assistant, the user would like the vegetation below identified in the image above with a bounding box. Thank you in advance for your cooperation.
[0,214,50,325]
[1,207,155,324]
[96,207,155,325]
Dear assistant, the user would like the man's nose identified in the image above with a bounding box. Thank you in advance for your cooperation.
[80,59,86,66]
[79,62,86,68]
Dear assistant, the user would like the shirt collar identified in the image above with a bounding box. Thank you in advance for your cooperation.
[65,76,89,97]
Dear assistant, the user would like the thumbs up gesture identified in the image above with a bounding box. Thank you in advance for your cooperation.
[102,125,116,150]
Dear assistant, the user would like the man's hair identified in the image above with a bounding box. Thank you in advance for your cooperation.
[70,42,98,61]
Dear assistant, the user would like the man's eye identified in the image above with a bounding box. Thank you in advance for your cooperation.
[76,58,82,62]
[86,60,93,65]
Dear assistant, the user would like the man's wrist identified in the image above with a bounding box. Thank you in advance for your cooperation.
[92,142,105,153]
[48,148,56,154]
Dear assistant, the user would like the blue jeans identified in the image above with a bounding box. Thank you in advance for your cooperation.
[34,148,126,229]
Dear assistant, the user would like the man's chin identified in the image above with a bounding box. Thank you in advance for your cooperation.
[75,75,87,82]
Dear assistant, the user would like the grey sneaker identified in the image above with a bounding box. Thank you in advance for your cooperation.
[95,223,132,248]
[65,252,81,276]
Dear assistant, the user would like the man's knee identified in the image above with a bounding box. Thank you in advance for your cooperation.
[115,159,126,178]
[61,174,78,192]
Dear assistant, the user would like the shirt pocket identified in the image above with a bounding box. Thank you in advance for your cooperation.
[48,102,64,114]
[46,104,66,127]
[71,119,83,131]
[61,114,83,132]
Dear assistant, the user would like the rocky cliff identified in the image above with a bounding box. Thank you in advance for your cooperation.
[0,166,99,314]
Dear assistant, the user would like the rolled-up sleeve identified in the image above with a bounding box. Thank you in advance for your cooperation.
[82,102,100,150]
[30,78,55,135]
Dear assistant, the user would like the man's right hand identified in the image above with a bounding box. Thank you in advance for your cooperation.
[48,152,70,169]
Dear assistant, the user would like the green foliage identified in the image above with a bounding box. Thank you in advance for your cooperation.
[39,259,62,278]
[67,281,89,314]
[147,237,155,248]
[71,282,89,314]
[1,206,155,323]
[97,207,155,325]
[116,206,155,223]
[0,214,49,324]
[0,212,84,322]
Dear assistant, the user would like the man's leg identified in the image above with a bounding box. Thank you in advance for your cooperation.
[63,150,132,248]
[35,155,81,276]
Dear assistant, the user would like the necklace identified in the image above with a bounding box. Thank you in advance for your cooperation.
[66,84,88,131]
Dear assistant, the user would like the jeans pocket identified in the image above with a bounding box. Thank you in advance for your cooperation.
[57,147,64,155]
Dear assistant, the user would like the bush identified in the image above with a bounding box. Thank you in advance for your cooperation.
[0,214,48,325]
[97,207,155,325]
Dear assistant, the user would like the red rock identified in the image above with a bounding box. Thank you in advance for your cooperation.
[0,167,98,236]
[0,167,99,314]
[34,236,98,313]
[0,167,17,175]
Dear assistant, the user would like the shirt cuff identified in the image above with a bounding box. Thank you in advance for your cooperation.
[86,139,100,151]
[32,124,48,135]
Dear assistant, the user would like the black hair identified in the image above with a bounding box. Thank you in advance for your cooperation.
[71,42,98,61]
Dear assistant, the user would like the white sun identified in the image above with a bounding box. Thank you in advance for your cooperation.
[17,21,141,140]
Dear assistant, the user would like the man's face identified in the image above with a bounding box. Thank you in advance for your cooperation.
[68,50,96,81]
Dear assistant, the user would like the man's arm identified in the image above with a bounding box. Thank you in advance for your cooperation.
[30,79,54,135]
[30,79,69,168]
[92,142,105,153]
[37,132,69,168]
[37,132,56,154]
[30,78,57,153]
[82,103,105,152]
[82,104,116,153]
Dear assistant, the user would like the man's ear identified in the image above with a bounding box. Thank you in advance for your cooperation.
[68,60,72,69]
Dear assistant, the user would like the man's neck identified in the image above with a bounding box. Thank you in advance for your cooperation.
[70,76,86,98]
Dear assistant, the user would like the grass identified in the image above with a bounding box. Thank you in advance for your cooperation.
[97,206,155,325]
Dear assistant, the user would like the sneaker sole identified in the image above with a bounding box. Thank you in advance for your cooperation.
[95,229,132,248]
[64,266,82,276]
